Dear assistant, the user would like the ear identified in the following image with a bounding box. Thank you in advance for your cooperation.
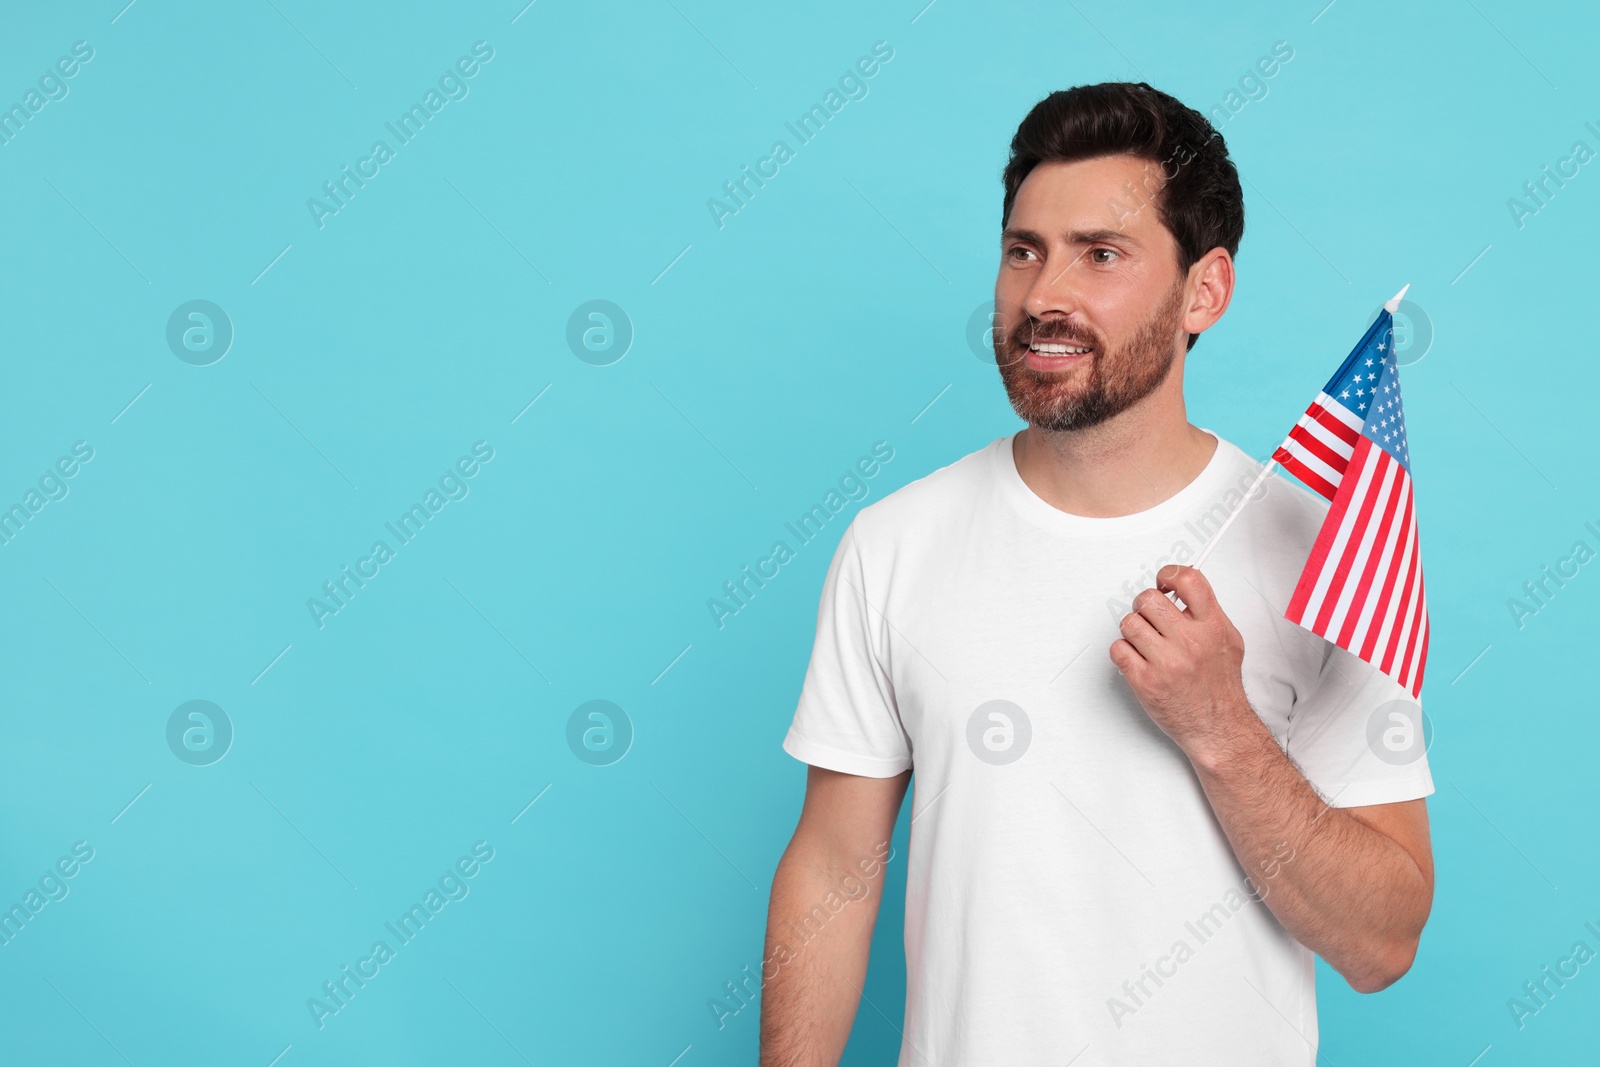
[1181,248,1234,341]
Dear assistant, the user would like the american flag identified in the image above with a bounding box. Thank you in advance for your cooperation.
[1270,287,1429,699]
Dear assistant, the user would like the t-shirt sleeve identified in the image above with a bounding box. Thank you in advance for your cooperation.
[781,518,913,778]
[1284,638,1435,808]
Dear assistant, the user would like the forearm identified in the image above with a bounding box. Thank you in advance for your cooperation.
[759,840,885,1067]
[1188,707,1430,992]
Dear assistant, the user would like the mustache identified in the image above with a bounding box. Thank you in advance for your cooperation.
[1003,318,1098,349]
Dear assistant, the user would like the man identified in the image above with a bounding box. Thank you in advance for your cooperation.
[760,82,1435,1065]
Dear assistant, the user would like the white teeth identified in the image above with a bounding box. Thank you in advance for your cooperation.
[1033,342,1091,355]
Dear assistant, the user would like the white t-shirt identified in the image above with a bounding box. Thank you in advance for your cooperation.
[782,428,1435,1066]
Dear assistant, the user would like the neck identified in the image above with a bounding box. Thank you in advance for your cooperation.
[1011,390,1217,519]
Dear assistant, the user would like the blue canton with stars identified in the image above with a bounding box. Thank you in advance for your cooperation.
[1319,310,1412,474]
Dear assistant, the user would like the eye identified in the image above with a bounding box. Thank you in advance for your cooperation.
[1089,247,1119,264]
[1006,245,1036,263]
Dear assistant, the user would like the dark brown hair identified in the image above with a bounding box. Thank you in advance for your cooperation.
[1001,82,1244,351]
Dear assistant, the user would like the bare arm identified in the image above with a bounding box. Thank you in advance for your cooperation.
[1189,717,1434,993]
[760,765,910,1067]
[1113,564,1435,994]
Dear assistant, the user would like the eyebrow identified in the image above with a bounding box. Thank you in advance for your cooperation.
[1001,226,1142,248]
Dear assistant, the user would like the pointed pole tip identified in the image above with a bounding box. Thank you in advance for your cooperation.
[1384,283,1411,314]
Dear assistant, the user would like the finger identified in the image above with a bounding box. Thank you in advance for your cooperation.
[1118,610,1161,660]
[1156,565,1217,621]
[1132,586,1184,637]
[1108,637,1144,677]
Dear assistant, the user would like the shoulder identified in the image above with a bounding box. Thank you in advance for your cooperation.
[1206,435,1331,555]
[850,435,1005,548]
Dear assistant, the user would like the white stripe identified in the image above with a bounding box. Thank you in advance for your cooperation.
[1350,469,1411,642]
[1387,505,1424,683]
[1365,489,1417,667]
[1400,540,1429,689]
[1282,437,1342,489]
[1300,445,1382,623]
[1323,457,1400,638]
[1299,407,1358,460]
[1315,391,1365,429]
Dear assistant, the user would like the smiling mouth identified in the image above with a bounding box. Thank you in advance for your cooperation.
[1020,340,1094,369]
[1027,341,1093,355]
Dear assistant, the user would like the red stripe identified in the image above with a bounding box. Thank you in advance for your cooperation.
[1360,487,1415,663]
[1289,423,1351,478]
[1313,445,1386,636]
[1399,561,1429,694]
[1273,447,1337,501]
[1411,609,1430,698]
[1310,403,1362,446]
[1379,525,1421,677]
[1286,436,1375,622]
[1336,457,1406,650]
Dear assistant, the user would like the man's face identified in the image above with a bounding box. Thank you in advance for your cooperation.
[993,155,1192,433]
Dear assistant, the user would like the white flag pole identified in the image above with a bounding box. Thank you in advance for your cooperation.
[1190,457,1278,571]
[1186,282,1411,576]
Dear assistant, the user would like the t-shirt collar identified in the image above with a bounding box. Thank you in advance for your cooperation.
[992,426,1232,536]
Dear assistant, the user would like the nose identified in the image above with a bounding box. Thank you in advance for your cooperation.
[1023,250,1087,323]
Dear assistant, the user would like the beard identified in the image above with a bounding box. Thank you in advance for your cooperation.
[994,276,1187,433]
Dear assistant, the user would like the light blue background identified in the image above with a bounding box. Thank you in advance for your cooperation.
[1,1,1594,1063]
